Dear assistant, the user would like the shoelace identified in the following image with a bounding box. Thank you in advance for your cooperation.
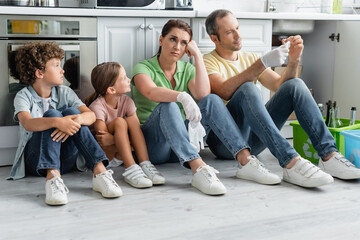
[49,170,69,194]
[100,170,119,188]
[198,165,220,183]
[248,156,270,173]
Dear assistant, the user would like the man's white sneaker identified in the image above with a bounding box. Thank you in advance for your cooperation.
[140,161,165,185]
[45,170,69,206]
[236,155,281,185]
[123,164,153,188]
[283,157,334,188]
[191,165,227,195]
[93,169,123,198]
[319,152,360,179]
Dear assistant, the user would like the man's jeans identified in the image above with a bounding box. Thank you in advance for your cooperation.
[25,107,108,177]
[206,78,337,168]
[141,94,250,168]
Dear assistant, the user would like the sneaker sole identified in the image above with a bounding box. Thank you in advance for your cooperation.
[283,176,334,188]
[124,179,153,189]
[191,182,227,196]
[45,199,68,206]
[92,187,123,198]
[236,173,282,185]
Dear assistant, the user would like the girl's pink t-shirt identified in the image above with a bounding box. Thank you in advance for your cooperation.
[89,95,136,124]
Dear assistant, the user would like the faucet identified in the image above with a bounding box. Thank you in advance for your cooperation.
[264,0,277,12]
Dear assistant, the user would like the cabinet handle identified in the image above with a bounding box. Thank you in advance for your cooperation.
[139,24,145,30]
[147,24,154,30]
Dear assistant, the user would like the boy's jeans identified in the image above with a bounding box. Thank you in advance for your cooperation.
[24,107,108,177]
[206,78,337,168]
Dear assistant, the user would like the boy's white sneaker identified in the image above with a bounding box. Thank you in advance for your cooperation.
[191,165,227,195]
[236,155,281,185]
[140,161,166,185]
[318,152,360,179]
[93,169,123,198]
[45,170,69,206]
[123,164,153,188]
[283,157,334,188]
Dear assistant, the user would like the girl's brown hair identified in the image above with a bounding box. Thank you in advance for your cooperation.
[85,62,122,106]
[156,19,192,55]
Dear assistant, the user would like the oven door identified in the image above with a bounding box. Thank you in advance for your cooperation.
[0,39,96,166]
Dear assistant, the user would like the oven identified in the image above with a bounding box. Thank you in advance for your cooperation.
[0,15,97,166]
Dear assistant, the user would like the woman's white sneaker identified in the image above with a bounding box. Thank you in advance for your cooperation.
[236,155,281,185]
[45,170,69,206]
[318,152,360,179]
[283,158,334,188]
[191,165,227,195]
[140,161,166,185]
[93,169,123,198]
[123,164,153,188]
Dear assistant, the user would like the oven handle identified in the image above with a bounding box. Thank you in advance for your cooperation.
[9,44,80,51]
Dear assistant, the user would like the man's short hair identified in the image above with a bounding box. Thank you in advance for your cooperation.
[9,41,64,86]
[205,9,232,39]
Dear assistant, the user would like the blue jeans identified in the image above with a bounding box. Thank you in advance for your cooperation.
[206,78,337,168]
[141,94,249,168]
[24,107,108,177]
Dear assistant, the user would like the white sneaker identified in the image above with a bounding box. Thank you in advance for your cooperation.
[140,161,166,185]
[191,165,227,195]
[319,152,360,179]
[283,158,334,188]
[123,164,153,188]
[236,155,281,185]
[45,170,69,206]
[93,169,123,198]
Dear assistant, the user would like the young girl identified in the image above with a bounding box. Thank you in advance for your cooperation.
[86,62,165,188]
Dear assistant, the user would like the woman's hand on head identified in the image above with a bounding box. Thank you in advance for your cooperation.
[185,40,201,58]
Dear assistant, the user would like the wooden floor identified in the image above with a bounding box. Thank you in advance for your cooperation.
[1,141,360,240]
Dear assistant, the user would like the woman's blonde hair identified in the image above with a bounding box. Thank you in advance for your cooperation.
[85,62,122,106]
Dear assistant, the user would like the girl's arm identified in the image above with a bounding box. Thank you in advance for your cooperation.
[71,105,96,126]
[186,40,211,100]
[93,119,115,147]
[133,73,180,102]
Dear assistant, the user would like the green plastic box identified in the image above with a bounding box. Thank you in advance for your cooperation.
[290,118,360,164]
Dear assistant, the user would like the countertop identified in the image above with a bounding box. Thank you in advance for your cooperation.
[1,6,360,20]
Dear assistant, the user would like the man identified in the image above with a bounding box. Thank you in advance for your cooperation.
[203,9,360,188]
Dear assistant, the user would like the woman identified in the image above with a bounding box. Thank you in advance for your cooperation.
[132,20,238,195]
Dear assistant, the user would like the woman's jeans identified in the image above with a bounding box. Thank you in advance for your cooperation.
[206,78,337,168]
[24,107,108,177]
[141,94,250,168]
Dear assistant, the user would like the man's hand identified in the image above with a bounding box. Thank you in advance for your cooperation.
[260,45,289,68]
[283,35,304,62]
[177,92,202,123]
[96,130,115,147]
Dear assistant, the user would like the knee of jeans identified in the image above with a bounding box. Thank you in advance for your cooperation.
[282,78,308,95]
[199,94,223,109]
[235,82,260,99]
[62,107,81,116]
[43,109,62,118]
[159,102,182,116]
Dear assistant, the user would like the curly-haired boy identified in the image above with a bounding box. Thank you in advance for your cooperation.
[8,41,122,205]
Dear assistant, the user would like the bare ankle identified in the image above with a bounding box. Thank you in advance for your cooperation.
[189,158,206,174]
[236,149,251,166]
[322,152,336,161]
[286,157,300,169]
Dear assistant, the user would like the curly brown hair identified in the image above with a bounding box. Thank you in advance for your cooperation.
[10,41,64,85]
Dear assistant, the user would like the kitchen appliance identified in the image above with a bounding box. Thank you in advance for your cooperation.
[0,15,97,166]
[80,0,165,9]
[165,0,192,10]
[0,0,29,6]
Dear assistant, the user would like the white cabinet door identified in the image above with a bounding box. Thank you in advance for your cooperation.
[98,17,145,76]
[333,21,360,119]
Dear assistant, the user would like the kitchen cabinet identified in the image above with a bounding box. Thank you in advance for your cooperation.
[301,20,360,119]
[97,17,190,76]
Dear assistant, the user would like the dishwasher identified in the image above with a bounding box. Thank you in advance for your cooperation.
[0,15,97,166]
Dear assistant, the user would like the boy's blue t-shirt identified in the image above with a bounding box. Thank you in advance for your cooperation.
[8,85,84,180]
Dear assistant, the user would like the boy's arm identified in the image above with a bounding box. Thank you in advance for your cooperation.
[71,105,96,126]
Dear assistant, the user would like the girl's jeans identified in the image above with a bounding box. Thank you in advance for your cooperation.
[24,107,108,177]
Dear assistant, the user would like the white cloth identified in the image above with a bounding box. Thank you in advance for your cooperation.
[188,121,206,152]
[107,157,123,168]
[260,44,289,68]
